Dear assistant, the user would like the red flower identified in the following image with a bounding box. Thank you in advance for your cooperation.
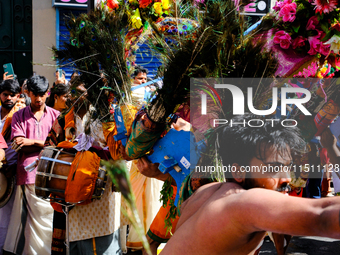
[306,16,319,30]
[331,22,340,32]
[273,30,292,49]
[312,0,338,14]
[107,0,119,9]
[292,36,306,49]
[139,0,153,8]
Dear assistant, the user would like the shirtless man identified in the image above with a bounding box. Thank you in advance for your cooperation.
[161,115,340,255]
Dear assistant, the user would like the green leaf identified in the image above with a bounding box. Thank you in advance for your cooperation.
[292,25,300,33]
[320,22,329,33]
[321,31,333,42]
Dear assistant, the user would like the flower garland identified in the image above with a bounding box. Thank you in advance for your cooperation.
[101,0,172,30]
[271,0,340,57]
[128,0,172,29]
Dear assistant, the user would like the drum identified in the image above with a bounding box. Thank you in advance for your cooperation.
[35,147,107,202]
[0,171,15,208]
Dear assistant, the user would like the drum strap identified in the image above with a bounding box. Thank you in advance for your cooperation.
[36,171,68,180]
[35,186,65,195]
[40,156,72,166]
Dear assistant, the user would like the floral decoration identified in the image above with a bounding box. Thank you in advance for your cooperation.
[100,0,172,30]
[270,0,340,58]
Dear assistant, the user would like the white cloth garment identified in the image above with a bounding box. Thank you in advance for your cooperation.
[3,184,53,255]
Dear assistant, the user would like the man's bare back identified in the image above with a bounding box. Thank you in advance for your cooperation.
[161,182,267,255]
[161,181,340,255]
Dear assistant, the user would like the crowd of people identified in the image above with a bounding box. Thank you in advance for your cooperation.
[1,65,340,255]
[0,66,168,255]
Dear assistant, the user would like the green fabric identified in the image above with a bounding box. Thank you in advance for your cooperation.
[147,229,170,244]
[176,174,193,217]
[125,118,165,159]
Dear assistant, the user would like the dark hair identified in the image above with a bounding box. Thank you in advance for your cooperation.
[19,93,30,106]
[213,114,306,174]
[0,79,21,94]
[46,83,70,108]
[26,75,49,94]
[131,65,148,78]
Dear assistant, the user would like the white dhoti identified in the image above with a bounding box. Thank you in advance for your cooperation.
[0,185,16,255]
[126,161,162,249]
[3,184,53,255]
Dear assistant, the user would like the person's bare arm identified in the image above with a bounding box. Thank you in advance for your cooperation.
[229,188,340,239]
[0,148,5,161]
[137,156,176,185]
[12,136,45,153]
[321,128,340,165]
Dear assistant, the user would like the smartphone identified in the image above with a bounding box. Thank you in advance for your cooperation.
[3,63,15,76]
[58,68,63,79]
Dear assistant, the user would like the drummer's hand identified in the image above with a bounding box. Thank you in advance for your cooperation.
[137,156,174,183]
[3,72,14,80]
[321,128,337,149]
[12,137,34,152]
[119,144,133,161]
[0,148,4,162]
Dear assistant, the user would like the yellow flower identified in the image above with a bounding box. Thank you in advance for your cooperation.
[154,2,163,15]
[130,8,143,29]
[161,0,170,9]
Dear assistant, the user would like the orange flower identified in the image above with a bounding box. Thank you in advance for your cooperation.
[139,0,153,8]
[107,0,119,9]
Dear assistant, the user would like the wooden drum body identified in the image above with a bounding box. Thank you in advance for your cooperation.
[35,146,107,202]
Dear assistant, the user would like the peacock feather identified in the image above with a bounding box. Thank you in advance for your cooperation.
[143,0,278,123]
[52,6,130,122]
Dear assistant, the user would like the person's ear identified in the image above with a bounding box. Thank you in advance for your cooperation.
[54,94,58,100]
[230,163,246,183]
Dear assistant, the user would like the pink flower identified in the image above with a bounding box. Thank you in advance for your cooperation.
[294,62,319,78]
[273,1,284,11]
[306,16,319,30]
[308,35,321,55]
[307,31,331,56]
[273,30,292,49]
[278,1,297,22]
[318,43,331,56]
[312,0,338,14]
[292,36,306,49]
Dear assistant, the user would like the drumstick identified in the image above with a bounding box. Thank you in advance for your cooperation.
[11,141,19,150]
[15,145,23,153]
[11,141,22,152]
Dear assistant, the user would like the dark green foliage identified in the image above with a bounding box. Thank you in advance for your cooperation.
[146,0,278,123]
[52,7,130,121]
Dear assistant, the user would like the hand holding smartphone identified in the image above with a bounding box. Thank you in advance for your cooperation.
[58,68,63,79]
[3,63,16,80]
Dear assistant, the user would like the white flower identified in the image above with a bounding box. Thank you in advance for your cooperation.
[324,34,340,55]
